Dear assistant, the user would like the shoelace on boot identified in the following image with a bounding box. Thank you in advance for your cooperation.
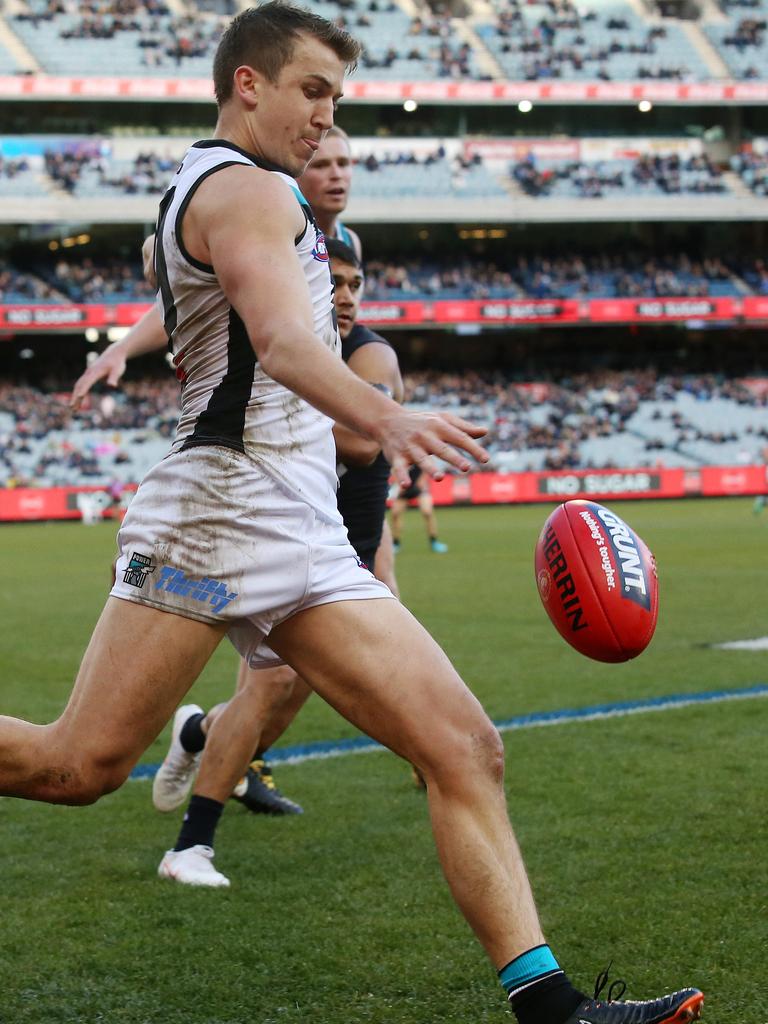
[593,962,627,1004]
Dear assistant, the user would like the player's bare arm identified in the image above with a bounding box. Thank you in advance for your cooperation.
[333,341,403,466]
[190,165,488,484]
[70,304,168,409]
[142,233,157,289]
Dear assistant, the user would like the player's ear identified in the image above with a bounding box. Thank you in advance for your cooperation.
[233,65,262,108]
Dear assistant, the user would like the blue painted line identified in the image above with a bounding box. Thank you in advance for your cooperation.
[130,683,768,780]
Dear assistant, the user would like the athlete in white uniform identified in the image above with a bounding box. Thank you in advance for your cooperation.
[10,8,702,1024]
[111,141,384,659]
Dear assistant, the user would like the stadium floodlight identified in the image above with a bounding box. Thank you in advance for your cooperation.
[638,100,653,113]
[518,100,533,113]
[403,99,418,113]
[85,328,100,343]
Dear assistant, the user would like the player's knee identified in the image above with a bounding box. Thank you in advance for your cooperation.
[69,755,132,804]
[426,712,505,791]
[472,720,506,786]
[40,760,127,805]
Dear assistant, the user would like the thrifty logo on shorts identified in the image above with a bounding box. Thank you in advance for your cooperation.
[154,567,238,614]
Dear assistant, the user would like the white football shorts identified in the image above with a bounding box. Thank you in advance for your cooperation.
[110,447,393,667]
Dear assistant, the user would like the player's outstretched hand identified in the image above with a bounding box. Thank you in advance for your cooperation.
[70,345,128,410]
[377,409,488,486]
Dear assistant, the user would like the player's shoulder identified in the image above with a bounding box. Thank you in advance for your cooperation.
[191,156,303,234]
[346,323,391,349]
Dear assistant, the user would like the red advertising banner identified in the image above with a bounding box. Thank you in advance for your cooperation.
[428,465,766,506]
[589,297,741,322]
[3,75,768,105]
[699,465,767,496]
[0,302,149,330]
[0,485,135,521]
[2,469,763,522]
[4,296,761,332]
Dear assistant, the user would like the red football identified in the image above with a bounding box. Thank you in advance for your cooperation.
[534,500,659,663]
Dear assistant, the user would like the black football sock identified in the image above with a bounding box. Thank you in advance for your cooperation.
[173,795,224,852]
[509,972,585,1024]
[179,712,207,753]
[500,945,584,1024]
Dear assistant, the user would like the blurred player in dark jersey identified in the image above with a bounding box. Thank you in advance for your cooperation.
[153,237,405,886]
[391,465,448,553]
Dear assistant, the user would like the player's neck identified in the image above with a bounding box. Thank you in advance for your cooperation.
[314,209,338,237]
[211,117,286,173]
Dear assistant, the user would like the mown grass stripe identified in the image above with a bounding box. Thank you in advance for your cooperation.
[129,683,768,779]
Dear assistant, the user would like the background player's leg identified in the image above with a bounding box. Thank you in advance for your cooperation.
[268,598,544,968]
[0,597,226,805]
[191,661,308,802]
[373,519,400,598]
[257,672,313,752]
[419,491,447,551]
[389,499,405,548]
[157,660,309,885]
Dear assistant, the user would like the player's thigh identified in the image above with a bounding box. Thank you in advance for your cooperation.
[268,598,494,769]
[56,597,226,774]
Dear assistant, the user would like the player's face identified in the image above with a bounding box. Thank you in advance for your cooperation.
[251,34,345,178]
[298,134,352,216]
[331,257,364,339]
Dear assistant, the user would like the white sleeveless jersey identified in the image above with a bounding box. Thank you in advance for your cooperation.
[155,140,341,523]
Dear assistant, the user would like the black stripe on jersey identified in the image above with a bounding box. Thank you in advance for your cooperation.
[180,307,256,454]
[296,205,310,246]
[191,139,292,176]
[155,186,178,341]
[175,161,243,274]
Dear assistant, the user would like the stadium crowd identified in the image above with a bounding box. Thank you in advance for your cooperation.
[0,250,757,303]
[730,148,768,194]
[481,0,695,81]
[361,252,739,299]
[1,369,765,488]
[512,152,727,198]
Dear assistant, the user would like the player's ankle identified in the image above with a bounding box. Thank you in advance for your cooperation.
[500,945,584,1024]
[179,711,207,753]
[173,794,224,851]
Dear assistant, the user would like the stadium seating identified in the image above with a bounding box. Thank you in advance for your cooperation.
[0,36,23,73]
[0,250,751,303]
[6,0,487,80]
[703,0,768,79]
[353,157,504,200]
[11,0,225,77]
[0,261,67,303]
[475,0,711,82]
[730,145,768,194]
[3,372,763,487]
[511,152,729,198]
[5,0,768,83]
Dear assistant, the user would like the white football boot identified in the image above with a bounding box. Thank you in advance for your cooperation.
[152,703,205,812]
[157,845,230,888]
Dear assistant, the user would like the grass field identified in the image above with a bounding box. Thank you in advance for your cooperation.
[0,499,765,1024]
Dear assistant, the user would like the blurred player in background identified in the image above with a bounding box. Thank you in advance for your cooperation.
[390,464,448,553]
[154,237,404,887]
[753,442,768,515]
